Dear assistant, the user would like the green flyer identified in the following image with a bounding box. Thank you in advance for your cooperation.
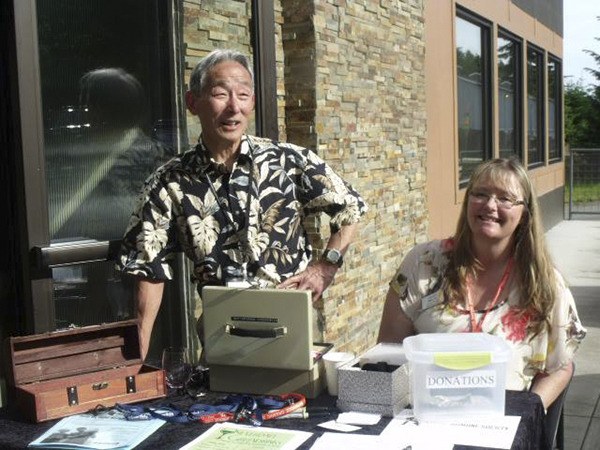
[179,422,312,450]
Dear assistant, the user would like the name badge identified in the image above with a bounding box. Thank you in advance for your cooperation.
[226,279,252,288]
[421,289,442,310]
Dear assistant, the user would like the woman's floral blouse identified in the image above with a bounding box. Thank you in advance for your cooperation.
[117,135,367,289]
[390,239,586,390]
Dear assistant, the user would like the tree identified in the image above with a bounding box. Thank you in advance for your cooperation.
[583,16,600,85]
[565,18,600,148]
[564,81,597,147]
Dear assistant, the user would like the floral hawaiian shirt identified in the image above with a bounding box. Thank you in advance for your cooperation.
[390,239,586,391]
[117,135,367,289]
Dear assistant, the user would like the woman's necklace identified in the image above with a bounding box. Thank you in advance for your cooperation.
[465,257,514,332]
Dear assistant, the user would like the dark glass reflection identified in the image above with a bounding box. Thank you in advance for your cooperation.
[46,68,171,242]
[498,35,520,159]
[527,47,544,165]
[457,16,485,183]
[548,58,561,160]
[52,262,134,328]
[36,0,177,328]
[38,0,176,243]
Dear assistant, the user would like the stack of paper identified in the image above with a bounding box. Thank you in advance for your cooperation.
[28,412,165,450]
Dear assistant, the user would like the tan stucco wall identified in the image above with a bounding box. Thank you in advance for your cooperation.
[425,0,565,239]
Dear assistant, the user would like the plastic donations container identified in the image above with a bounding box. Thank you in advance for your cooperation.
[404,333,511,420]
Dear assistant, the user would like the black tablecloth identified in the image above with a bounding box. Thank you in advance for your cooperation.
[0,390,545,449]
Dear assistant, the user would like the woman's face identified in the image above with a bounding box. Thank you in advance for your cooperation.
[466,173,527,246]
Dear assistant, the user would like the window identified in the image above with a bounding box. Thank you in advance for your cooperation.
[11,0,275,353]
[548,55,562,161]
[39,0,177,244]
[527,45,545,167]
[497,31,522,160]
[35,0,179,328]
[456,10,492,185]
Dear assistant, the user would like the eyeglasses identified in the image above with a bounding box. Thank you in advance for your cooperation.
[468,191,525,210]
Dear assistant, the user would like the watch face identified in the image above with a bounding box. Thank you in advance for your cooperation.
[324,249,343,266]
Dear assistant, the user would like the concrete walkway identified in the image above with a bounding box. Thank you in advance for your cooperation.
[546,220,600,450]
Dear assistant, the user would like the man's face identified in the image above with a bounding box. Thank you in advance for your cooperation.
[187,60,255,151]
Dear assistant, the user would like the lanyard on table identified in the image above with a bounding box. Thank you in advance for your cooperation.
[115,393,306,426]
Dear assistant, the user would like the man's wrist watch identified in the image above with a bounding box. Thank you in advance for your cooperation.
[322,248,344,267]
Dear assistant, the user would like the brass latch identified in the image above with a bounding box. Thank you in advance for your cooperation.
[126,375,136,393]
[67,386,78,405]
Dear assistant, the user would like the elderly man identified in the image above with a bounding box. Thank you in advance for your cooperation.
[117,49,367,358]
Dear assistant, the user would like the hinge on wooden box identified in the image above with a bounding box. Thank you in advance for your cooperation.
[126,375,136,393]
[67,386,78,406]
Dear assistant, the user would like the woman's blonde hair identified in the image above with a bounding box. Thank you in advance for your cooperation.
[443,158,557,336]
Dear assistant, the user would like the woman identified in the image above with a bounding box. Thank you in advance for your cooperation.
[378,158,586,409]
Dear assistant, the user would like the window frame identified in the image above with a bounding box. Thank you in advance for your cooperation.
[547,53,563,163]
[251,0,278,141]
[13,0,184,332]
[10,0,280,334]
[455,6,494,188]
[497,28,523,161]
[526,43,546,169]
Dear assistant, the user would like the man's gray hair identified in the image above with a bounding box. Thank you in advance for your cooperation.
[189,49,254,95]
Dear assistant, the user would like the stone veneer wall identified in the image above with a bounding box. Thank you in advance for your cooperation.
[281,0,428,354]
[182,0,253,142]
[182,0,288,142]
[182,0,427,356]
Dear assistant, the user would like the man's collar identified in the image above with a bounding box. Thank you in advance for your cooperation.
[194,135,252,172]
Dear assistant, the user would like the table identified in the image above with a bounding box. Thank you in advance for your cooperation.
[0,390,545,449]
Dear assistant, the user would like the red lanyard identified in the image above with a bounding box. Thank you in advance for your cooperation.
[466,257,514,332]
[197,393,306,424]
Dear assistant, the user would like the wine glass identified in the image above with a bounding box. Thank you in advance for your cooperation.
[161,347,190,393]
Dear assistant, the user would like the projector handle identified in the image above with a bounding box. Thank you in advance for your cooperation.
[224,324,287,338]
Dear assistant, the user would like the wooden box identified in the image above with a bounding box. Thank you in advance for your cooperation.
[5,320,166,422]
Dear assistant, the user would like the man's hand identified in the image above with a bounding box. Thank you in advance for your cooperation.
[278,261,338,302]
[278,224,357,301]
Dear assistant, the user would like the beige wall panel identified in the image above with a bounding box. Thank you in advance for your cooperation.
[458,0,562,56]
[425,0,461,239]
[458,0,509,21]
[531,163,565,196]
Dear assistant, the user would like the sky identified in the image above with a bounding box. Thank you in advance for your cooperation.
[563,1,600,87]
